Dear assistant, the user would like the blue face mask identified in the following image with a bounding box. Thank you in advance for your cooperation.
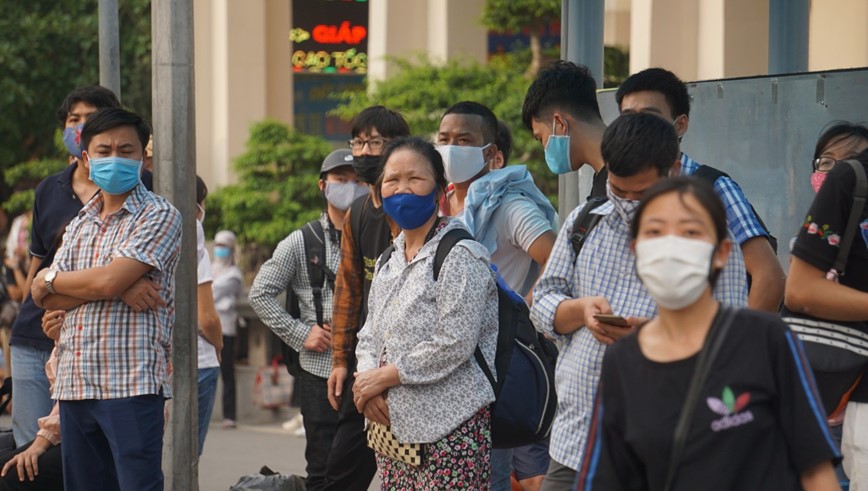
[214,246,232,259]
[544,119,572,175]
[381,189,437,230]
[88,154,143,195]
[63,124,84,159]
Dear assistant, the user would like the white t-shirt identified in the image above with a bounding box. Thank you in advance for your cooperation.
[490,194,552,296]
[196,220,220,369]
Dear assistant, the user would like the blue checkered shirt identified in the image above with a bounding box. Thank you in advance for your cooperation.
[680,153,768,245]
[249,214,339,379]
[52,184,182,400]
[530,200,747,471]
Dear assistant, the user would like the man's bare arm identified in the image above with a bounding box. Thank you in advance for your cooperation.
[44,257,153,301]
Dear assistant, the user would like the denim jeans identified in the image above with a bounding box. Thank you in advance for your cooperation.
[10,345,53,447]
[197,367,220,455]
[491,448,514,491]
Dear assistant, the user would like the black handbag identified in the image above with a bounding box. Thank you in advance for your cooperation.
[782,158,868,416]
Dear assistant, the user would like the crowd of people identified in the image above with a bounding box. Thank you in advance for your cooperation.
[0,58,864,491]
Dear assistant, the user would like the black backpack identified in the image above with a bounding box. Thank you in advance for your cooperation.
[281,220,336,376]
[378,228,559,448]
[570,165,778,255]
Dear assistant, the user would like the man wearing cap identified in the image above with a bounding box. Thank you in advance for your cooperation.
[249,149,367,491]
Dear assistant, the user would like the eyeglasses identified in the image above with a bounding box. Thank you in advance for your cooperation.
[348,138,389,152]
[812,157,840,173]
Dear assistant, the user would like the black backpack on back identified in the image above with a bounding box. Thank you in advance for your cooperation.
[378,228,559,448]
[281,220,336,376]
[570,165,778,255]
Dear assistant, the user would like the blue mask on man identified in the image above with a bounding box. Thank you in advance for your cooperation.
[381,190,437,230]
[544,119,572,175]
[88,155,143,195]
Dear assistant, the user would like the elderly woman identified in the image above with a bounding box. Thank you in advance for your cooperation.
[352,137,498,490]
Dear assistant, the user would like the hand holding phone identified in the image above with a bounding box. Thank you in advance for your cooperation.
[593,313,631,327]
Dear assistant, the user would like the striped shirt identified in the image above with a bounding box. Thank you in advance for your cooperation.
[680,153,768,245]
[249,214,339,379]
[530,199,747,471]
[52,184,182,400]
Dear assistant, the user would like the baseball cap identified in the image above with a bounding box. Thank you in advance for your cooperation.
[320,149,355,174]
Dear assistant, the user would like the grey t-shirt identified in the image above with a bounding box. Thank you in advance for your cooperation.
[490,194,554,296]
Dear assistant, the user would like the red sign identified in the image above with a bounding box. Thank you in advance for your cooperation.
[312,21,366,45]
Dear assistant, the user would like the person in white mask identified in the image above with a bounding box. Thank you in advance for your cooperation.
[435,101,558,491]
[530,112,748,491]
[575,176,841,491]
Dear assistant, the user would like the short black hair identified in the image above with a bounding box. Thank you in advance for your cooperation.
[496,120,513,165]
[80,107,151,153]
[522,60,601,131]
[615,68,691,119]
[196,175,208,205]
[56,85,121,127]
[601,112,679,178]
[442,101,499,144]
[373,137,447,205]
[813,121,868,161]
[631,176,727,245]
[351,105,411,139]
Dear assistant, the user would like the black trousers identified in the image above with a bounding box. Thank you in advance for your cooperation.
[220,335,236,421]
[0,441,64,491]
[321,371,376,491]
[298,371,339,491]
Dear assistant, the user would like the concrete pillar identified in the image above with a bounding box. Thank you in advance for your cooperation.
[427,0,488,63]
[368,0,429,82]
[604,0,631,48]
[629,0,699,79]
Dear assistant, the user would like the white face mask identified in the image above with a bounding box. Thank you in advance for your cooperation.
[635,235,715,310]
[436,144,491,184]
[325,181,368,211]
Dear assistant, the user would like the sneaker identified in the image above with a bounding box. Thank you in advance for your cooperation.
[282,413,303,432]
[222,419,236,429]
[292,425,306,438]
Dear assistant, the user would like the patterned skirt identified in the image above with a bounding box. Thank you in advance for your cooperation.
[376,406,492,490]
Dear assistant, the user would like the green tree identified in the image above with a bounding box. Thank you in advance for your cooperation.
[332,55,559,201]
[481,0,561,77]
[0,0,152,205]
[203,119,333,252]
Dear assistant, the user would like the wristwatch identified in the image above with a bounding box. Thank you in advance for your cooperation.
[44,268,58,295]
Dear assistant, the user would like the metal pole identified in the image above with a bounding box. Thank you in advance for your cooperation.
[153,0,198,489]
[98,0,121,98]
[768,0,809,74]
[559,0,605,218]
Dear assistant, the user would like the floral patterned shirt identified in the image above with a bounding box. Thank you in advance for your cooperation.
[356,219,498,443]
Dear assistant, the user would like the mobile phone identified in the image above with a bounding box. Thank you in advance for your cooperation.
[593,314,631,327]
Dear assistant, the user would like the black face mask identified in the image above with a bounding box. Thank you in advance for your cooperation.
[353,155,382,184]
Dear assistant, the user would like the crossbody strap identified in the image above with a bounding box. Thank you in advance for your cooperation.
[830,159,867,280]
[663,306,737,491]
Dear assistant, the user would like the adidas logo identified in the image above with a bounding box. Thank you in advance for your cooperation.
[706,386,754,432]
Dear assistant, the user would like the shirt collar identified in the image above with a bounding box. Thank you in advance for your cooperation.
[57,161,79,191]
[79,182,148,219]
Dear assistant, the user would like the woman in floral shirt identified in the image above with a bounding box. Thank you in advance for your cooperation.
[353,137,499,490]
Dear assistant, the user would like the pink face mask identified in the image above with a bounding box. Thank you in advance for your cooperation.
[811,171,828,193]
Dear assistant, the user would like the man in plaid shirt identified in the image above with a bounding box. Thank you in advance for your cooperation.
[31,108,181,491]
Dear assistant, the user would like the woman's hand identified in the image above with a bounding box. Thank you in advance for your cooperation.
[353,365,400,414]
[1,436,51,481]
[41,310,65,341]
[362,394,391,425]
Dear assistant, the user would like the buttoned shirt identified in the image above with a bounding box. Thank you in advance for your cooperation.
[356,218,498,443]
[249,214,339,379]
[52,184,182,401]
[680,153,768,245]
[530,200,747,471]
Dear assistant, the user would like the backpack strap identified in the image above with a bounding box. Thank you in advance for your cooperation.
[830,160,868,279]
[693,164,779,253]
[570,196,609,256]
[301,219,331,326]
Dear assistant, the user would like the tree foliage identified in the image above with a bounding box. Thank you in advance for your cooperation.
[332,55,559,200]
[0,0,152,206]
[481,0,561,34]
[203,120,333,249]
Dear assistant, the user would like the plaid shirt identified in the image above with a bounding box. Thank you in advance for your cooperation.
[680,153,768,245]
[249,214,339,379]
[530,199,747,471]
[52,184,182,400]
